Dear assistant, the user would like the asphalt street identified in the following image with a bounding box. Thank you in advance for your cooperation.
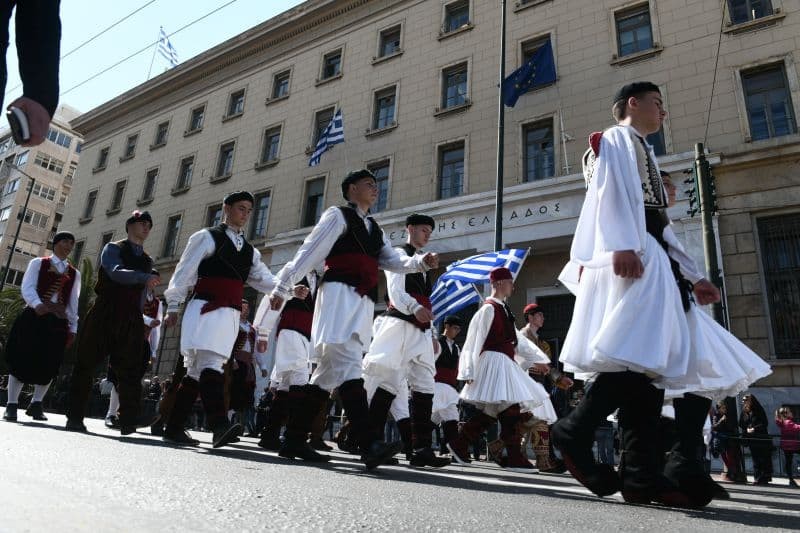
[2,414,798,532]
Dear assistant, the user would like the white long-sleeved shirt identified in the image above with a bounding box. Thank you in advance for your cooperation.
[254,271,319,340]
[165,226,278,312]
[21,256,81,333]
[458,297,549,381]
[386,246,427,316]
[143,298,163,358]
[273,206,428,298]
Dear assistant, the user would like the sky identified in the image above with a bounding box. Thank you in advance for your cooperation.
[4,0,306,116]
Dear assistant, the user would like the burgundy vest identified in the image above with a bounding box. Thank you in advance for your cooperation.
[481,300,517,359]
[36,257,77,306]
[233,323,256,363]
[143,297,160,339]
[277,276,314,340]
[321,205,384,302]
[384,243,432,331]
[94,240,152,317]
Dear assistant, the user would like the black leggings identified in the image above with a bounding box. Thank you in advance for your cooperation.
[784,450,796,480]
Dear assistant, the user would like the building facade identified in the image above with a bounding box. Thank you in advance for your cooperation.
[62,0,800,409]
[0,105,82,285]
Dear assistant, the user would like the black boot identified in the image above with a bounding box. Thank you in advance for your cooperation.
[662,394,715,508]
[278,385,331,462]
[25,401,48,421]
[163,376,200,446]
[551,372,625,497]
[367,387,396,444]
[199,369,241,448]
[339,379,400,470]
[259,389,289,451]
[396,418,413,461]
[3,403,18,422]
[409,392,450,468]
[618,379,688,507]
[440,420,459,456]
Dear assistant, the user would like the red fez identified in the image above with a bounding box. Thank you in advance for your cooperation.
[489,267,513,282]
[523,303,542,316]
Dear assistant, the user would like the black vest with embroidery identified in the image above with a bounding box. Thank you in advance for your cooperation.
[197,224,253,281]
[384,243,432,330]
[321,205,384,302]
[632,133,693,311]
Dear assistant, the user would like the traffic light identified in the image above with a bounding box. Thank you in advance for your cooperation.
[702,160,718,215]
[683,168,699,217]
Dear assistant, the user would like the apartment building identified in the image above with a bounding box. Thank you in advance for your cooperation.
[0,104,82,286]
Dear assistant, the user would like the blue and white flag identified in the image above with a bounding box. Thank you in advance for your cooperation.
[431,248,529,323]
[158,27,179,67]
[309,108,344,167]
[430,279,482,321]
[439,248,528,284]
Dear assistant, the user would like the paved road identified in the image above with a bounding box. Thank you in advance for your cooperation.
[2,414,798,532]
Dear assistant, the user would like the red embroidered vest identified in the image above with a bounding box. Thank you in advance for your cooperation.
[481,300,517,359]
[36,257,77,307]
[143,297,160,339]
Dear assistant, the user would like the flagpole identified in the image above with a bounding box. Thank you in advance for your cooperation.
[558,105,570,174]
[493,0,507,252]
[146,28,160,81]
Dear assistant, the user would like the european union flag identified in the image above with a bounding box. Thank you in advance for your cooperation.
[501,39,556,107]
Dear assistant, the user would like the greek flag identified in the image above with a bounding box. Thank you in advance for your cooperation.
[430,279,482,322]
[158,27,179,67]
[439,248,529,284]
[309,109,344,167]
[430,248,529,323]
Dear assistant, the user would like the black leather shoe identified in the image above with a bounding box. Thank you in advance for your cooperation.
[65,419,87,432]
[361,440,404,471]
[105,416,120,429]
[150,422,165,436]
[212,422,243,449]
[25,401,48,421]
[309,437,333,451]
[410,447,452,468]
[279,439,331,462]
[257,436,282,451]
[163,428,200,446]
[3,403,18,422]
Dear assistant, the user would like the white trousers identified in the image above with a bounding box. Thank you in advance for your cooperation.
[364,376,410,421]
[362,317,435,396]
[183,349,227,380]
[272,329,311,391]
[308,336,363,393]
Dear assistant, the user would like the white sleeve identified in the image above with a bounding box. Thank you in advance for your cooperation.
[20,257,43,308]
[662,225,705,283]
[164,230,215,312]
[247,248,279,294]
[594,128,646,253]
[378,233,426,274]
[254,295,283,341]
[273,207,346,297]
[458,304,493,381]
[66,269,81,333]
[386,253,423,315]
[515,329,551,370]
[148,300,163,357]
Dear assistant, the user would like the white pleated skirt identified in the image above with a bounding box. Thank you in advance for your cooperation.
[460,350,550,418]
[560,234,690,379]
[659,305,772,400]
